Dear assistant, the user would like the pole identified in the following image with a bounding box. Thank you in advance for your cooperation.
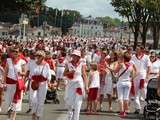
[60,10,63,36]
[23,23,26,41]
[55,9,57,27]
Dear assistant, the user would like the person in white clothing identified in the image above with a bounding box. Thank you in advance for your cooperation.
[130,46,151,114]
[30,50,51,120]
[25,50,36,113]
[64,50,88,120]
[4,46,26,120]
[86,63,100,113]
[115,52,135,118]
[149,52,160,80]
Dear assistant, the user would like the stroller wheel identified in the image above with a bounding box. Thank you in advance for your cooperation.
[143,107,148,120]
[155,112,160,120]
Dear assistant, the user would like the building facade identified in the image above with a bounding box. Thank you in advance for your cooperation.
[70,16,104,37]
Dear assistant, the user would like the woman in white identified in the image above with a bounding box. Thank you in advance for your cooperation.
[112,52,135,118]
[30,50,51,120]
[4,46,26,120]
[25,50,36,113]
[104,51,118,112]
[64,50,88,120]
[55,53,66,90]
[0,63,4,112]
[149,52,160,80]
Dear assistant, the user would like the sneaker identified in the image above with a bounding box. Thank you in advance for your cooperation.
[26,108,31,113]
[119,112,126,118]
[0,107,2,112]
[134,109,140,114]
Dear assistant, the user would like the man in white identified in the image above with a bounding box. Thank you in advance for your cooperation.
[130,46,151,114]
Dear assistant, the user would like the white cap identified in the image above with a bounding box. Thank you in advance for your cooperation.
[72,50,81,57]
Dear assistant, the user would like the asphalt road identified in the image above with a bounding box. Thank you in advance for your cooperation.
[0,92,143,120]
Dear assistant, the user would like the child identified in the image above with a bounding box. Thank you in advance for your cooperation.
[45,75,60,104]
[87,63,100,113]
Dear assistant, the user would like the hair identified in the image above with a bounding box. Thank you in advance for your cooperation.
[90,63,97,71]
[123,52,131,62]
[36,50,46,58]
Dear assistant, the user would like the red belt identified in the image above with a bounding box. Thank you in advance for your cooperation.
[6,77,17,84]
[32,75,47,82]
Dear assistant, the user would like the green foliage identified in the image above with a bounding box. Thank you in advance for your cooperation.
[96,16,121,28]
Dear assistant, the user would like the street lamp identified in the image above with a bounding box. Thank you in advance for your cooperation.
[23,18,29,41]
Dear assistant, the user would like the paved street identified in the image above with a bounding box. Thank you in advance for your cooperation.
[0,92,143,120]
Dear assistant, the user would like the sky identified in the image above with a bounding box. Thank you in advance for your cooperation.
[45,0,120,18]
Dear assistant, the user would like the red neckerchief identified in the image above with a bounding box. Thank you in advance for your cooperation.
[136,53,144,60]
[12,56,21,64]
[19,53,28,63]
[124,62,130,68]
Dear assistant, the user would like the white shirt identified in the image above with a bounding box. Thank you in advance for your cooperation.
[7,58,26,80]
[30,62,51,81]
[130,54,151,79]
[92,53,101,63]
[150,60,160,79]
[89,71,100,88]
[27,59,36,79]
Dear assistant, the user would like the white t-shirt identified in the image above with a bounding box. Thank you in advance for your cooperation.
[30,62,51,81]
[7,58,26,80]
[130,54,151,79]
[150,60,160,79]
[26,59,36,79]
[89,71,100,88]
[92,53,101,63]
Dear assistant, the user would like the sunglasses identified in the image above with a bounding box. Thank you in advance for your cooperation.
[12,50,19,53]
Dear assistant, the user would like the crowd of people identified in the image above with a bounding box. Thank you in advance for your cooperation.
[0,36,159,120]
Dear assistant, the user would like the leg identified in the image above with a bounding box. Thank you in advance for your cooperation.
[67,106,73,120]
[107,94,112,111]
[123,85,131,113]
[36,82,48,118]
[73,95,83,120]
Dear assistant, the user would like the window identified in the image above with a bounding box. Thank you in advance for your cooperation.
[2,32,5,36]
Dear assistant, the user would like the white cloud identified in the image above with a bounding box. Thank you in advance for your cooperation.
[45,0,120,18]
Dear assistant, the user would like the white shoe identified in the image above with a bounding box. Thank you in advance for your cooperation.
[0,107,2,112]
[140,97,145,102]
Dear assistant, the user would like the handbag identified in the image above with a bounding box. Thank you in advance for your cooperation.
[31,65,45,90]
[110,64,130,84]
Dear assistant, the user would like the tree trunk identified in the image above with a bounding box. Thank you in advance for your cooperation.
[133,31,139,50]
[153,25,160,49]
[141,31,147,48]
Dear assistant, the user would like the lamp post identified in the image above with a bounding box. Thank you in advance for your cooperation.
[23,18,29,41]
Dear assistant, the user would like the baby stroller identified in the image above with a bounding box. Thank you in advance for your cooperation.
[45,71,60,104]
[143,78,160,120]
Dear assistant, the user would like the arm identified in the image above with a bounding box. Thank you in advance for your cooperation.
[131,65,136,81]
[157,70,160,96]
[3,63,8,84]
[82,64,88,92]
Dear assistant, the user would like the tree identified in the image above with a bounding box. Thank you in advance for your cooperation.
[111,0,151,49]
[141,0,160,49]
[96,16,121,28]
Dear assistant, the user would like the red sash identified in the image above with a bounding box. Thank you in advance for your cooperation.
[32,75,47,82]
[6,77,25,103]
[76,88,82,95]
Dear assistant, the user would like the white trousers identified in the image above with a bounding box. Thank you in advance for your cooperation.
[134,78,147,110]
[29,81,34,109]
[4,84,23,112]
[67,95,83,120]
[117,81,131,101]
[32,81,47,117]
